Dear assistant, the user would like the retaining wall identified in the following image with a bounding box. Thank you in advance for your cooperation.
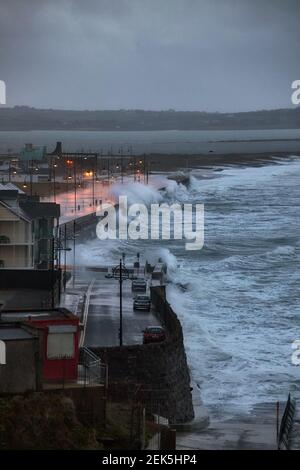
[92,286,194,424]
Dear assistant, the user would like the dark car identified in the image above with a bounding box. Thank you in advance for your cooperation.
[131,278,147,292]
[133,295,151,311]
[143,326,166,344]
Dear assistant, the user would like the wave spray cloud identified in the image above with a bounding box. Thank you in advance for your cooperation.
[96,196,204,251]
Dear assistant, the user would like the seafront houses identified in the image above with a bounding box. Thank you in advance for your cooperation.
[0,186,33,268]
[0,183,60,269]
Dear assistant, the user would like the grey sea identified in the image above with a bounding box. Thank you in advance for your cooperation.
[74,157,300,422]
[0,128,300,154]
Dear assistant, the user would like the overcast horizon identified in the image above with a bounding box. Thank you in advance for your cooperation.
[1,0,299,112]
[1,104,299,113]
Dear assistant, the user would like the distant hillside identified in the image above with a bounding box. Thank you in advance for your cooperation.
[0,106,300,131]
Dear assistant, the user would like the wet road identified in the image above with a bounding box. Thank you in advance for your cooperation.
[82,272,160,347]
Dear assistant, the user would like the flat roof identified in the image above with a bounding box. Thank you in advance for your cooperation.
[20,201,60,219]
[0,327,35,341]
[0,308,76,322]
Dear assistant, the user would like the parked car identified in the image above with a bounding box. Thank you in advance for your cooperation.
[143,326,166,344]
[131,278,147,292]
[133,295,151,311]
[0,235,10,244]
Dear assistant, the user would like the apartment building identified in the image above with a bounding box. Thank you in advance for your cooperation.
[0,184,60,269]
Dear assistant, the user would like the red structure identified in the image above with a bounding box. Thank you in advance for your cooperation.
[2,308,80,382]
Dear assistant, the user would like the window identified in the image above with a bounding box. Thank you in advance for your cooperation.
[47,325,76,359]
[0,340,6,365]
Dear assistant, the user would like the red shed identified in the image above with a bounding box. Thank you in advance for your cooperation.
[1,308,80,382]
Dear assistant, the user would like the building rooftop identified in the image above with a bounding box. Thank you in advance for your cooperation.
[0,326,35,341]
[0,308,77,323]
[0,183,25,194]
[20,200,60,219]
[0,188,60,220]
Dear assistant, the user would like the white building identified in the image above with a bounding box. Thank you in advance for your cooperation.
[0,184,33,268]
[0,184,60,269]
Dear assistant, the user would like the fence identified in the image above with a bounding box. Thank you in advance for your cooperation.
[278,393,295,450]
[78,347,108,387]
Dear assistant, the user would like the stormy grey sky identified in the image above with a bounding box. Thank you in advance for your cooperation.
[0,0,299,111]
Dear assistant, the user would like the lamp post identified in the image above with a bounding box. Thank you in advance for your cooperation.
[119,146,124,184]
[72,220,76,287]
[74,159,77,213]
[112,259,129,346]
[107,154,110,185]
[53,159,58,203]
[29,159,33,196]
[92,155,96,207]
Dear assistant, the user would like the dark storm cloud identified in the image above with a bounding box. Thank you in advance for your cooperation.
[0,0,299,111]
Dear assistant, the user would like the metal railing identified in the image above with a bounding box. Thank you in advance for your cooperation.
[278,393,295,450]
[78,347,108,388]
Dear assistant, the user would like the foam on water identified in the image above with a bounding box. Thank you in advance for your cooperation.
[111,181,163,205]
[80,158,300,419]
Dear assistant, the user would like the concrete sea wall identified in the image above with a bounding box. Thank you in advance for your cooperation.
[92,285,194,424]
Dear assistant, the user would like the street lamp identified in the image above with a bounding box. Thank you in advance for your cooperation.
[53,160,58,202]
[112,259,130,346]
[118,146,124,184]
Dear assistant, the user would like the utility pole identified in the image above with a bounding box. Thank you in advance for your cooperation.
[134,157,136,182]
[53,158,57,203]
[51,237,55,309]
[120,146,124,184]
[119,259,123,345]
[92,155,96,207]
[112,260,129,346]
[64,224,67,291]
[30,160,33,196]
[74,158,77,213]
[72,220,76,288]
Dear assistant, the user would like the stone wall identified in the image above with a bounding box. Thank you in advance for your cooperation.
[92,286,194,424]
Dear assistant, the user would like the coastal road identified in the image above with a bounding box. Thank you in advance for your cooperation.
[83,272,161,347]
